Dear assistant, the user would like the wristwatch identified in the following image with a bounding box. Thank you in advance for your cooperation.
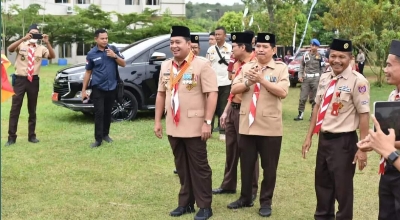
[387,150,400,165]
[204,120,211,125]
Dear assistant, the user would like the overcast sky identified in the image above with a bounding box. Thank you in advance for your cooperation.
[186,0,243,5]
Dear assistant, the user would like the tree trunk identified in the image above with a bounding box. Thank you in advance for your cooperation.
[266,0,275,32]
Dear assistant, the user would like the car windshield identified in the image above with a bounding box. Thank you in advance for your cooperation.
[119,35,169,59]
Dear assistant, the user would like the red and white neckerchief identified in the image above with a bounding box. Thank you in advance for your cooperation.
[170,53,195,126]
[249,65,268,127]
[27,44,36,82]
[379,89,400,175]
[313,75,342,134]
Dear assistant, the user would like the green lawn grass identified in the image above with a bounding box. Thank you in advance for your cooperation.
[1,64,394,220]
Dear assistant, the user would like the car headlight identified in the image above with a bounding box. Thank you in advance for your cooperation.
[68,72,85,81]
[75,89,92,98]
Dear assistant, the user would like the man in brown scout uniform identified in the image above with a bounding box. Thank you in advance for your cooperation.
[154,25,218,220]
[358,39,400,220]
[301,38,369,220]
[213,32,259,201]
[227,32,289,217]
[5,24,55,146]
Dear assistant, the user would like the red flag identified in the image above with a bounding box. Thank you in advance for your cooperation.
[1,54,14,102]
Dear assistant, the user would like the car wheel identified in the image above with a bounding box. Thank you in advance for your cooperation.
[111,90,138,122]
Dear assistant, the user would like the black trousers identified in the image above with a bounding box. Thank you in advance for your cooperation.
[358,62,365,75]
[238,134,282,207]
[378,166,400,220]
[314,131,358,220]
[211,85,231,134]
[168,136,212,208]
[8,75,40,141]
[91,87,116,142]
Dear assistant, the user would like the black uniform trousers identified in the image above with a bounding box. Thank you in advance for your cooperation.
[8,75,40,141]
[91,87,116,142]
[211,84,231,134]
[168,136,212,208]
[314,131,358,220]
[220,105,259,195]
[238,134,282,207]
[358,62,365,75]
[378,165,400,220]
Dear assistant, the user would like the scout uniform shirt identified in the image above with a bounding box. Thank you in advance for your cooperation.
[14,41,50,76]
[299,52,323,78]
[230,52,257,103]
[315,66,370,133]
[388,88,400,101]
[206,42,232,86]
[157,54,218,138]
[232,60,290,136]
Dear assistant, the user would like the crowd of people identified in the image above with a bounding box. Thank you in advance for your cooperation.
[4,23,400,220]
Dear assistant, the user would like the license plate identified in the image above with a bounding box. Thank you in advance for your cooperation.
[52,92,58,101]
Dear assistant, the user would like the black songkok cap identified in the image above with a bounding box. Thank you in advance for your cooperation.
[191,35,199,44]
[330,38,352,52]
[389,39,400,57]
[256,33,276,44]
[28,24,39,32]
[231,32,254,45]
[170,26,190,38]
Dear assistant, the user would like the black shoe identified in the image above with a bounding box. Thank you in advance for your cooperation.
[227,199,254,209]
[259,206,272,217]
[103,136,113,143]
[5,140,15,146]
[173,169,178,174]
[170,205,195,217]
[294,111,304,121]
[28,138,39,143]
[212,188,236,194]
[194,208,213,220]
[91,141,102,148]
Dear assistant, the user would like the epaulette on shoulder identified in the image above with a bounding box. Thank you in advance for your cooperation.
[161,58,173,65]
[275,61,285,64]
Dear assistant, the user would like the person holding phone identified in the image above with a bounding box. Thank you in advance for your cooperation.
[81,29,126,148]
[358,39,400,220]
[5,24,55,146]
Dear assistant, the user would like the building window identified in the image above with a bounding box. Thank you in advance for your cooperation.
[146,0,159,5]
[55,0,69,3]
[76,0,89,4]
[76,42,93,56]
[59,43,72,58]
[125,0,139,5]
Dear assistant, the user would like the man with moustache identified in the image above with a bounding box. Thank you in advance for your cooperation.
[82,29,126,148]
[5,24,55,146]
[227,33,289,217]
[154,25,218,220]
[212,32,259,201]
[301,39,369,220]
[294,39,324,121]
[358,39,400,220]
[206,26,232,139]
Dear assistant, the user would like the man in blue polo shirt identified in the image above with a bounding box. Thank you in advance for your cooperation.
[82,29,126,148]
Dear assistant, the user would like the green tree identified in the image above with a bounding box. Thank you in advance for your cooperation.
[216,11,243,32]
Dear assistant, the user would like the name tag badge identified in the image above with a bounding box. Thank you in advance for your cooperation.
[338,85,351,92]
[93,57,101,62]
[163,72,170,76]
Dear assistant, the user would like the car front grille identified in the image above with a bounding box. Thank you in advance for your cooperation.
[53,72,70,97]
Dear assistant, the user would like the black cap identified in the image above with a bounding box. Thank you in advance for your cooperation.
[170,26,190,38]
[330,39,352,52]
[389,39,400,57]
[231,32,254,45]
[256,33,275,44]
[191,35,199,44]
[28,24,39,32]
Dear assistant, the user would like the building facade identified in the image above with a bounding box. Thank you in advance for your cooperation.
[3,0,185,64]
